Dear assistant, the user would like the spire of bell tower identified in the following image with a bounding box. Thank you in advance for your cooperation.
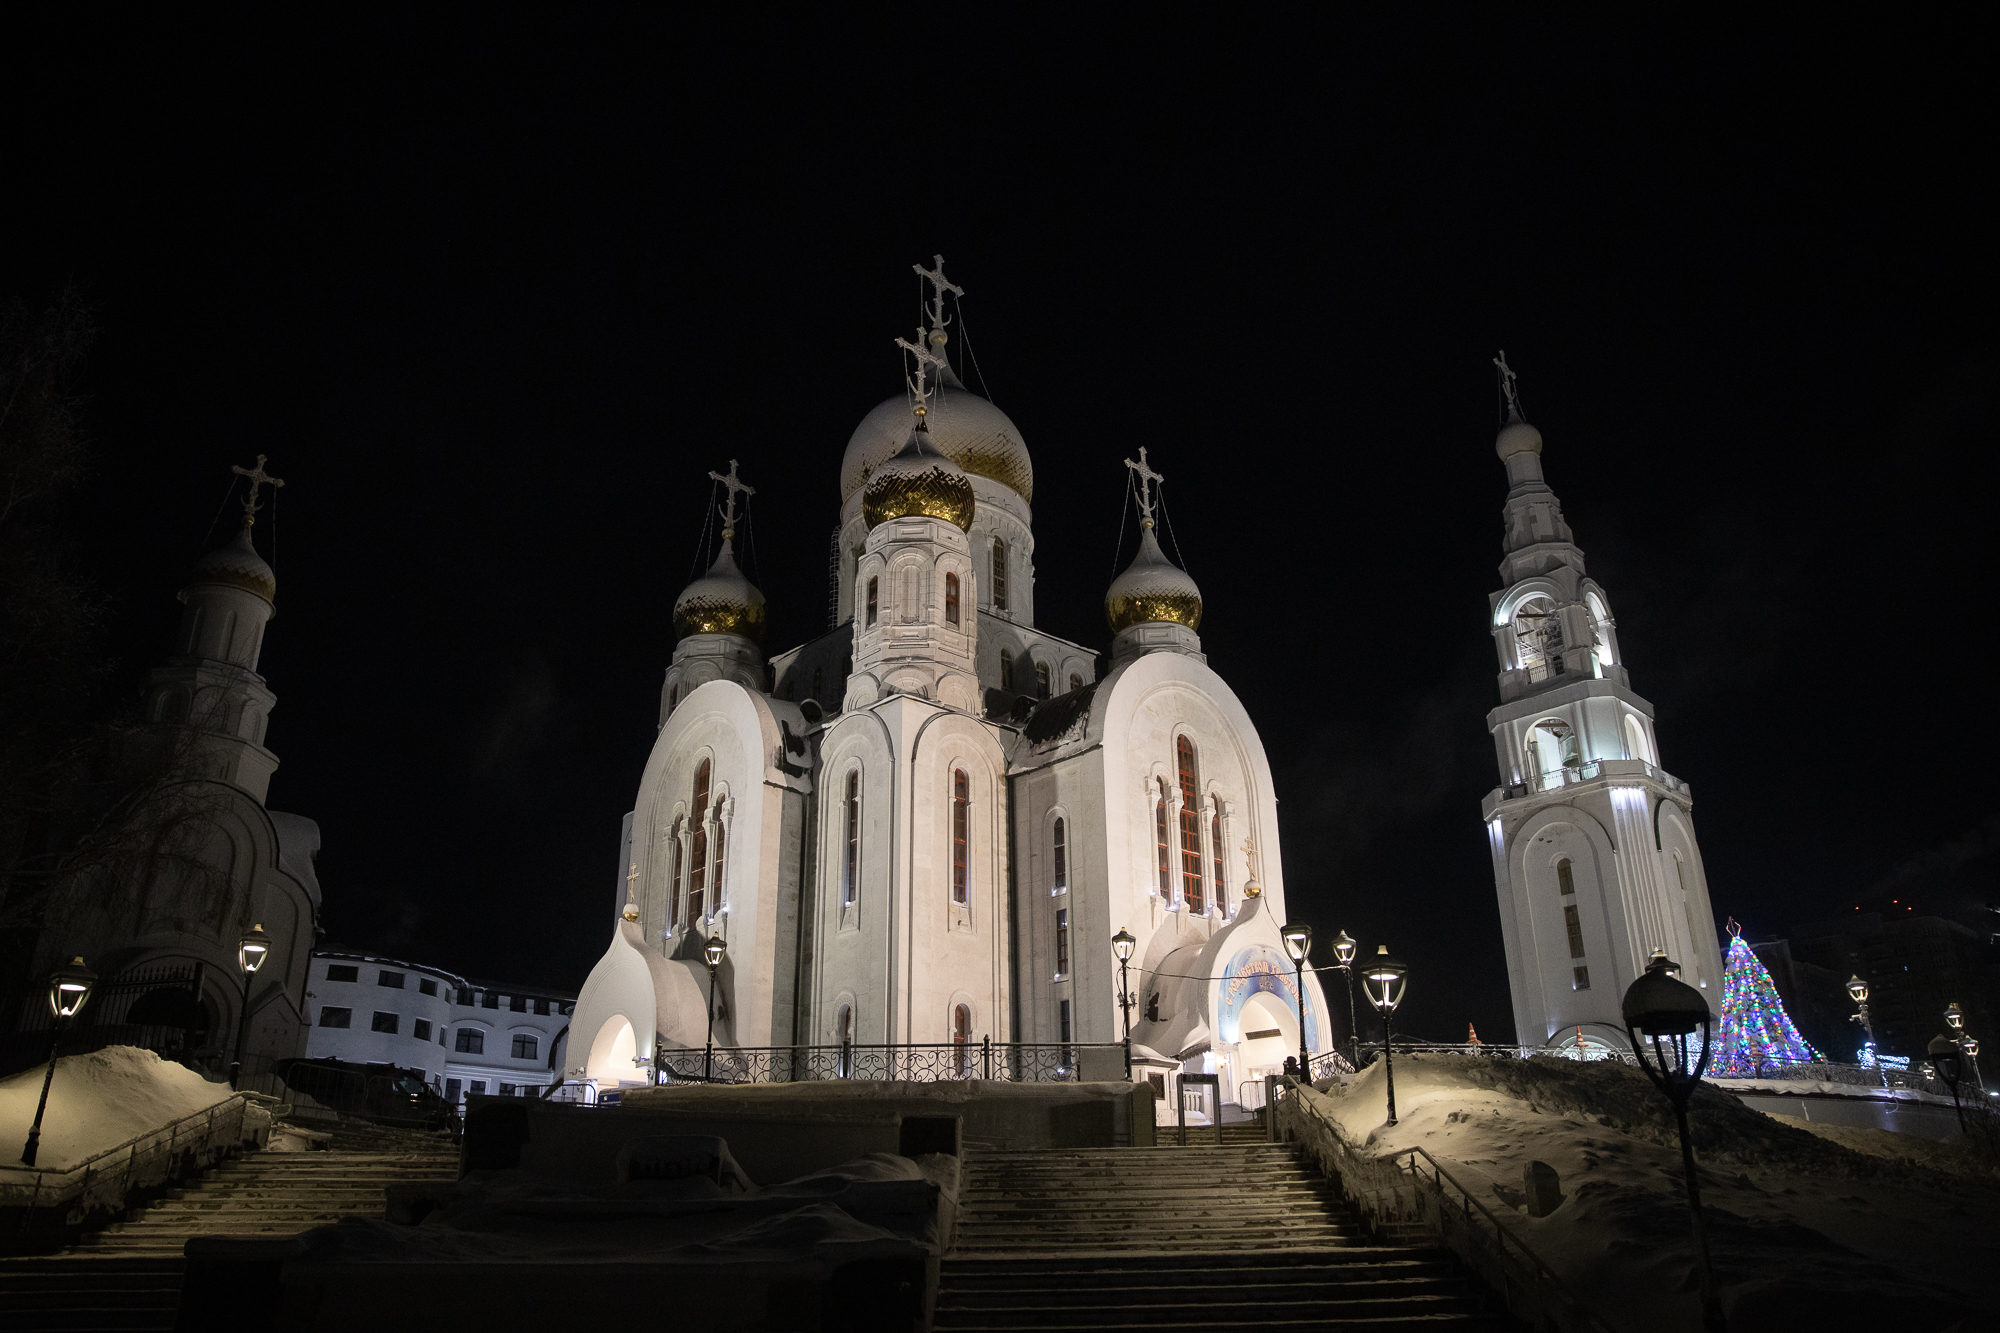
[1492,351,1580,585]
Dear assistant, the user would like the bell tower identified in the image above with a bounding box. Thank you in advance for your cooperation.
[1479,356,1724,1051]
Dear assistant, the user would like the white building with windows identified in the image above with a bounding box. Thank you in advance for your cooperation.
[1479,359,1724,1052]
[570,260,1333,1100]
[304,950,573,1102]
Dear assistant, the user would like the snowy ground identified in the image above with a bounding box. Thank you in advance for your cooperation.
[0,1046,238,1173]
[1297,1054,1998,1332]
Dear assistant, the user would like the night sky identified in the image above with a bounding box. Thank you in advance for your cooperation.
[3,17,1993,1041]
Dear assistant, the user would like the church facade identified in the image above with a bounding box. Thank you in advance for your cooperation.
[1479,361,1724,1052]
[570,263,1331,1096]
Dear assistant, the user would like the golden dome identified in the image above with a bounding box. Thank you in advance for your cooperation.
[844,381,1032,505]
[187,526,276,603]
[673,539,766,643]
[1106,523,1203,632]
[862,421,977,531]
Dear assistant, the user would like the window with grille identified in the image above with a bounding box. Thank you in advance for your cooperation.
[1055,908,1070,978]
[953,1005,972,1077]
[1177,737,1204,912]
[1155,780,1173,898]
[668,822,683,932]
[1557,858,1575,895]
[1563,904,1586,959]
[319,1007,351,1029]
[326,964,357,982]
[945,572,960,625]
[512,1034,538,1059]
[371,1012,398,1034]
[866,576,878,627]
[713,819,727,906]
[1051,818,1067,894]
[952,769,971,905]
[689,759,711,922]
[992,538,1008,611]
[1211,811,1227,914]
[842,771,859,905]
[456,1029,484,1055]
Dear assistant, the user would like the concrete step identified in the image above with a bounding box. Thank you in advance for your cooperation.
[939,1275,1482,1310]
[0,1259,182,1333]
[934,1293,1491,1327]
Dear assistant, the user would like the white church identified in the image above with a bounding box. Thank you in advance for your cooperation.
[571,260,1333,1097]
[1479,356,1724,1053]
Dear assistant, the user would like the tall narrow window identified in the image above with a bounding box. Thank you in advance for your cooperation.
[837,1004,853,1077]
[842,771,859,906]
[1573,966,1591,990]
[953,1004,971,1077]
[866,576,878,627]
[900,567,916,620]
[1563,904,1586,959]
[1210,810,1227,914]
[688,760,710,923]
[992,538,1008,611]
[951,770,971,905]
[1051,818,1067,895]
[668,822,683,932]
[1035,661,1051,699]
[1176,737,1204,912]
[668,685,679,712]
[1054,907,1070,978]
[1000,651,1015,691]
[1154,779,1173,899]
[945,572,960,625]
[1557,858,1575,895]
[1059,999,1072,1051]
[712,817,727,910]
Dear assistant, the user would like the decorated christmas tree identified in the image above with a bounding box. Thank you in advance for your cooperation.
[1712,919,1819,1076]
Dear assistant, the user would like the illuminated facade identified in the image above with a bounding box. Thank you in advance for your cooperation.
[569,262,1331,1097]
[1480,358,1724,1050]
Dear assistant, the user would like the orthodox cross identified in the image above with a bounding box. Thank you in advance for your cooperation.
[708,459,756,539]
[623,862,640,920]
[1124,446,1165,526]
[894,328,950,413]
[230,454,285,527]
[1493,350,1524,421]
[912,254,963,337]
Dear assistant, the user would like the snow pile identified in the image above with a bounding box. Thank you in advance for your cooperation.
[1298,1054,1999,1331]
[0,1046,237,1173]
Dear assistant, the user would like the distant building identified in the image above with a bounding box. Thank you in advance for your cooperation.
[1785,913,1996,1063]
[305,950,572,1102]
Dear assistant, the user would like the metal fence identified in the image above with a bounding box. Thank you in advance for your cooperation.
[0,963,210,1078]
[655,1039,1130,1085]
[0,1095,251,1229]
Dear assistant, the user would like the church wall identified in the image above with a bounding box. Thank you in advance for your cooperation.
[1505,806,1624,1042]
[1656,801,1724,993]
[809,713,898,1045]
[1008,749,1115,1048]
[902,708,1011,1045]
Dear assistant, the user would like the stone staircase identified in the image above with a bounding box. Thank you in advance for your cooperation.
[938,1136,1508,1330]
[0,1122,458,1332]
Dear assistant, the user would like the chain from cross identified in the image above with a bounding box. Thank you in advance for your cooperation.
[1124,446,1165,526]
[913,254,963,336]
[708,459,756,538]
[894,328,950,412]
[1493,350,1524,420]
[230,454,285,527]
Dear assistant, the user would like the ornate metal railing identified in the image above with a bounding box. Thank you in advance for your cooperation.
[655,1039,1130,1085]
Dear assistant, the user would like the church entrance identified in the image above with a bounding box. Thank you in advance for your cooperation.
[1232,991,1296,1108]
[585,1015,637,1086]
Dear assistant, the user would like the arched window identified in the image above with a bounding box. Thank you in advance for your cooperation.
[1068,673,1083,694]
[1154,779,1173,899]
[900,566,916,620]
[951,770,971,905]
[1557,858,1575,896]
[1176,737,1204,911]
[953,1004,971,1077]
[712,815,727,909]
[1035,661,1051,699]
[1623,714,1654,765]
[1051,818,1067,894]
[991,538,1008,611]
[1525,719,1579,788]
[1000,651,1015,691]
[842,771,860,906]
[687,760,711,923]
[1513,596,1561,679]
[865,576,878,628]
[1210,809,1227,915]
[945,572,960,626]
[1054,906,1070,978]
[836,1004,854,1077]
[668,822,684,932]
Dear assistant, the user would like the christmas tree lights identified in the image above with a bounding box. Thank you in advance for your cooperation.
[1713,920,1819,1076]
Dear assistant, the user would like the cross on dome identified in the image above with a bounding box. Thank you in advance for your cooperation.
[913,254,963,342]
[708,459,756,539]
[1125,447,1165,527]
[1494,350,1525,422]
[229,454,285,528]
[894,328,949,415]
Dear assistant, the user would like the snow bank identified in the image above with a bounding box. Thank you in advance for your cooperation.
[1295,1054,1999,1332]
[0,1046,237,1173]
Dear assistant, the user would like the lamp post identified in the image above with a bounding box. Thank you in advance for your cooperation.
[1332,930,1359,1069]
[1360,946,1407,1126]
[1927,1034,1967,1134]
[20,958,98,1168]
[230,924,272,1091]
[1280,922,1313,1079]
[1112,928,1136,1078]
[1846,973,1884,1087]
[702,933,727,1082]
[1622,953,1722,1333]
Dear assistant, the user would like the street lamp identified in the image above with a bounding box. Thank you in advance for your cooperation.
[1927,1034,1967,1135]
[1845,973,1882,1083]
[1944,1001,1964,1033]
[1621,954,1721,1333]
[1111,927,1137,1073]
[1280,922,1313,1079]
[1360,946,1407,1127]
[21,958,97,1167]
[230,924,272,1091]
[702,933,728,1082]
[1332,930,1359,1070]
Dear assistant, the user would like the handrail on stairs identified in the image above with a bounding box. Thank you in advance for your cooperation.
[1,1093,251,1226]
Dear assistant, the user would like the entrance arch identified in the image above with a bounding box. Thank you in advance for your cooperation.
[585,1014,637,1084]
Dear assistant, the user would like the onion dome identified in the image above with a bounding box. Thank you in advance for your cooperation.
[843,367,1033,505]
[1106,521,1202,632]
[1495,408,1543,461]
[862,415,977,531]
[187,526,276,603]
[673,536,766,643]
